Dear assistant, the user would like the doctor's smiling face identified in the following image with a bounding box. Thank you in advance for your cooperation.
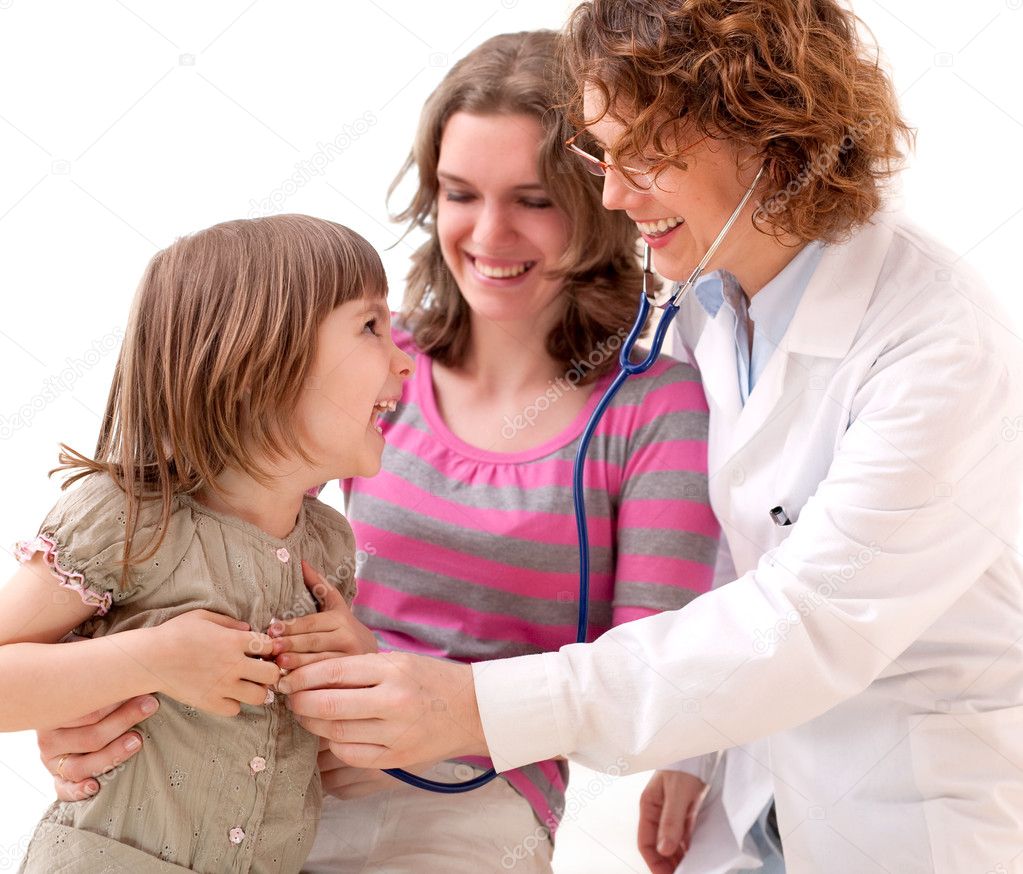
[564,0,912,298]
[580,86,768,287]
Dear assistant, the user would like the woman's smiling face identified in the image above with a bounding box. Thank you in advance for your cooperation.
[581,88,763,284]
[435,111,571,327]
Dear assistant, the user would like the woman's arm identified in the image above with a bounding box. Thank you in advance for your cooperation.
[468,337,1022,772]
[0,553,280,731]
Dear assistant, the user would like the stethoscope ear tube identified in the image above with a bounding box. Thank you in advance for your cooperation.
[573,282,682,640]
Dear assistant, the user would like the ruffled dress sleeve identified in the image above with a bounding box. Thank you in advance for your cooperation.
[15,473,182,616]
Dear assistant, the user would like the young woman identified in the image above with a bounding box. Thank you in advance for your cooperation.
[292,30,718,873]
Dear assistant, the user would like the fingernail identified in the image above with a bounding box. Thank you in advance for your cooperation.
[657,839,672,855]
[125,734,142,752]
[140,697,159,715]
[278,678,291,694]
[84,781,99,796]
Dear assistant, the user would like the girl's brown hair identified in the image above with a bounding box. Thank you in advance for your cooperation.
[391,30,644,377]
[564,0,914,244]
[59,214,386,584]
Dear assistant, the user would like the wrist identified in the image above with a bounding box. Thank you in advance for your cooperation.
[120,626,171,696]
[349,616,378,654]
[452,663,488,758]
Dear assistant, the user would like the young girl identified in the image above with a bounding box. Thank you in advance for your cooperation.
[2,214,411,872]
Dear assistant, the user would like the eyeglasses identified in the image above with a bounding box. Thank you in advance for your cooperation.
[563,133,655,193]
[564,132,710,193]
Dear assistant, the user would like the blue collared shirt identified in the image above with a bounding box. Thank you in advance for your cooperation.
[692,242,825,405]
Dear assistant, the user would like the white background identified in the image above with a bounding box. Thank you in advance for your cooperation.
[1,2,1021,871]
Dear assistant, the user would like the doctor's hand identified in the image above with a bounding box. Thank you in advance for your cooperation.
[317,738,435,799]
[638,770,708,874]
[278,652,489,768]
[269,561,378,670]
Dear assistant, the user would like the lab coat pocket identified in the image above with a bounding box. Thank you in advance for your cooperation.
[907,705,1023,874]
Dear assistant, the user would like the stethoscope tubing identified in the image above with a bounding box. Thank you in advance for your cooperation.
[385,291,681,794]
[384,165,765,793]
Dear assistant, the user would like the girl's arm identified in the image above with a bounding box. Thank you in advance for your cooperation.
[0,553,281,731]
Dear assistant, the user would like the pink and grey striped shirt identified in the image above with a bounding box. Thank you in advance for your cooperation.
[343,326,718,831]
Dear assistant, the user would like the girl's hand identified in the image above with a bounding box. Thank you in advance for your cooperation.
[638,770,708,874]
[150,610,279,716]
[270,561,378,670]
[38,695,158,801]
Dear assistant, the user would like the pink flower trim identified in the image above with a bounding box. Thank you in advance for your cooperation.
[14,534,113,616]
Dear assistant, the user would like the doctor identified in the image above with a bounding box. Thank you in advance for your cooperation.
[280,2,1023,872]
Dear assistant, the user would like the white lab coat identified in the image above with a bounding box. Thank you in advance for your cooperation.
[474,213,1023,873]
[665,539,776,874]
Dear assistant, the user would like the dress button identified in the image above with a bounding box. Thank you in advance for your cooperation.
[250,756,267,774]
[264,688,275,705]
[229,827,245,844]
[453,763,476,781]
[275,547,290,562]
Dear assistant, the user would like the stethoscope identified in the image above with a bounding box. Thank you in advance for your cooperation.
[384,166,766,793]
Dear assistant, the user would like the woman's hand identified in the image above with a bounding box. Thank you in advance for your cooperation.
[149,610,279,716]
[270,561,378,671]
[278,652,487,769]
[638,770,708,874]
[38,695,158,801]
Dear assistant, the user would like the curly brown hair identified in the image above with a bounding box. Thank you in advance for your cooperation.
[564,0,914,243]
[391,30,646,380]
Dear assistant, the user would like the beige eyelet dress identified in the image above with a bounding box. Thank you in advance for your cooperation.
[15,473,357,874]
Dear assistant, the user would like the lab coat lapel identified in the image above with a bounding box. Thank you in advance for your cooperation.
[693,305,743,425]
[692,305,743,513]
[726,340,793,458]
[722,215,897,461]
